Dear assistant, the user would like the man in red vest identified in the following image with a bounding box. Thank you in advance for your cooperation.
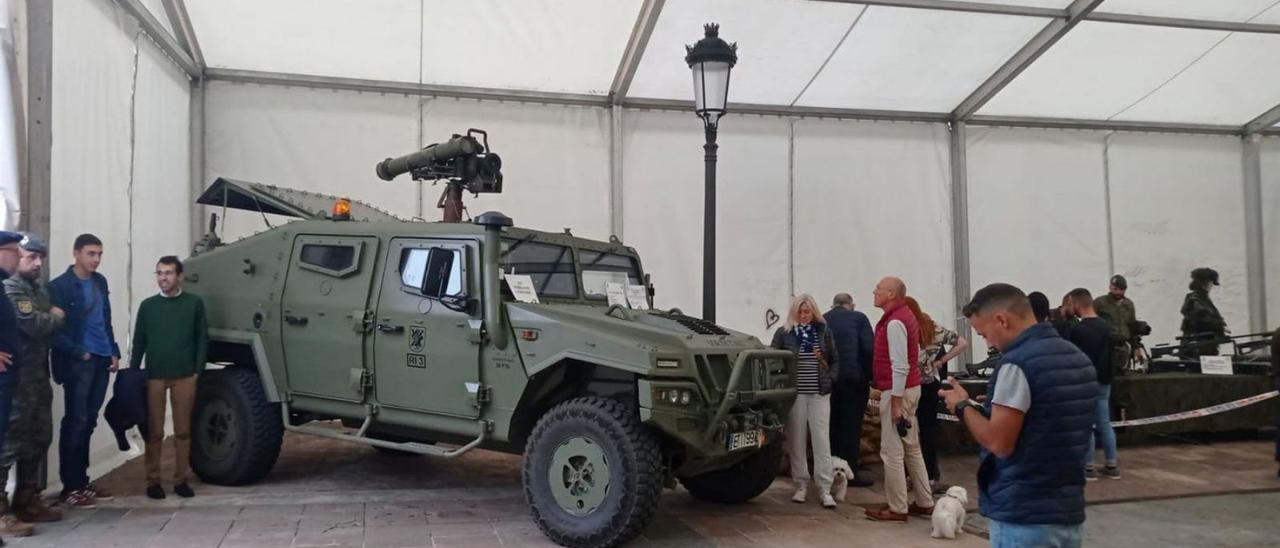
[866,277,935,522]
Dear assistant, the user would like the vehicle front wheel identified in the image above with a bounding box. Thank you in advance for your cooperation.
[191,367,284,486]
[522,397,664,548]
[678,441,782,504]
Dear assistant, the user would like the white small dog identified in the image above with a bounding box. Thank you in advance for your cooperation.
[830,457,854,502]
[931,486,969,539]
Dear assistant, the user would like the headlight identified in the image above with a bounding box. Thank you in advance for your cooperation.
[654,388,698,407]
[656,359,680,369]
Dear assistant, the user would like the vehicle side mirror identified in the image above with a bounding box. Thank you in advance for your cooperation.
[422,248,457,299]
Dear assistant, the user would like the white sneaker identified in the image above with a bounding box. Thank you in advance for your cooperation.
[821,493,837,509]
[791,486,808,503]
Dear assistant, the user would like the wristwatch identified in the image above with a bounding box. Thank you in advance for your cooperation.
[953,399,978,421]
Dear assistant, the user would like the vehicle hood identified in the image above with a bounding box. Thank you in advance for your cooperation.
[505,303,764,377]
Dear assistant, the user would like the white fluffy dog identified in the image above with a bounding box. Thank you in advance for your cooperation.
[931,486,969,539]
[830,457,854,502]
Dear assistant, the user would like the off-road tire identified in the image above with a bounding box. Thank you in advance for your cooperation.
[678,442,783,504]
[191,367,284,486]
[522,397,664,548]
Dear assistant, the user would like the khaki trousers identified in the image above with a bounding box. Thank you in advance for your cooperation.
[879,385,934,513]
[787,393,834,495]
[145,374,197,485]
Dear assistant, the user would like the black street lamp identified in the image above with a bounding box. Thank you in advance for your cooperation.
[686,23,736,323]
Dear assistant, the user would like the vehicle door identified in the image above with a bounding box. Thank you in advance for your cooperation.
[281,235,379,402]
[372,237,481,418]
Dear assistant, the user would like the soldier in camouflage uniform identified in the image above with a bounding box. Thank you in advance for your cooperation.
[1179,267,1226,359]
[1094,275,1140,376]
[1,234,65,531]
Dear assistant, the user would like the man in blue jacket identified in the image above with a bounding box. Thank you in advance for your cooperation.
[941,283,1097,548]
[49,234,118,509]
[823,293,874,488]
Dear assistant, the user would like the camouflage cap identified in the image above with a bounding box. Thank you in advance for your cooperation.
[18,232,47,256]
[1191,267,1220,286]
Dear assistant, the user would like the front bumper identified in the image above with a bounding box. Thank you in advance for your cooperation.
[638,349,796,466]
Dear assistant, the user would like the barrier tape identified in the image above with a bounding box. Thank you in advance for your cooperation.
[865,389,1274,427]
[1110,390,1279,427]
[928,390,1279,426]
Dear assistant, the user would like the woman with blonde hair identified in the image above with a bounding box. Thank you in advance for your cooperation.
[770,293,840,508]
[902,296,968,493]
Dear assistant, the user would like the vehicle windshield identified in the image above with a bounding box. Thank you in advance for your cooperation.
[500,238,642,301]
[500,239,578,298]
[579,250,642,300]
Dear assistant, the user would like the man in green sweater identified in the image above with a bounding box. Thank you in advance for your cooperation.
[130,256,207,499]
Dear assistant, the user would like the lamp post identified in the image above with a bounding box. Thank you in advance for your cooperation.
[686,23,736,323]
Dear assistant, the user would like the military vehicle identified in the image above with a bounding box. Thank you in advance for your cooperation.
[183,133,796,548]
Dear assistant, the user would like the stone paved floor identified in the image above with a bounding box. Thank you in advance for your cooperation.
[4,433,1277,547]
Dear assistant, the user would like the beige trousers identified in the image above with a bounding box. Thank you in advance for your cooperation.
[787,393,834,495]
[879,385,934,513]
[145,374,197,485]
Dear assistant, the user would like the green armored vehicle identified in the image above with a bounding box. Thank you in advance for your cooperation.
[183,133,796,548]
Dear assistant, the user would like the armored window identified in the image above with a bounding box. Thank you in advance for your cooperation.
[500,240,577,298]
[579,251,642,300]
[298,243,360,277]
[400,247,464,298]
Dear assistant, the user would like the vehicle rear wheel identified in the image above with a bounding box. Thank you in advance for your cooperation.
[191,367,284,486]
[678,441,782,504]
[522,397,664,548]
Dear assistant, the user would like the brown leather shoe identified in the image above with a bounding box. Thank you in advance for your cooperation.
[864,505,908,522]
[13,489,62,523]
[908,503,935,517]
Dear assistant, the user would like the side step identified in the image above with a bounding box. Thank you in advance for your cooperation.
[279,404,488,459]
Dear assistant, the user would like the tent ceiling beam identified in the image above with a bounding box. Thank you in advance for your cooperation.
[967,115,1244,136]
[204,68,608,108]
[1087,12,1280,34]
[160,0,205,70]
[1243,102,1280,135]
[826,0,1061,18]
[610,0,664,102]
[111,0,199,78]
[814,0,1280,34]
[203,68,1273,136]
[952,0,1102,121]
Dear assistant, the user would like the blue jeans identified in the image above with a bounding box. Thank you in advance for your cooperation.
[989,519,1083,548]
[59,355,111,492]
[1086,384,1118,467]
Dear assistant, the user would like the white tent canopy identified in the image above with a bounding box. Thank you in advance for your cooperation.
[158,0,1280,132]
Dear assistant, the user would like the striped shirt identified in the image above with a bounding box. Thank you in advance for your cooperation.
[795,324,821,394]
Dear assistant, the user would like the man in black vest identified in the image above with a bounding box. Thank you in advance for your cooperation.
[941,283,1096,548]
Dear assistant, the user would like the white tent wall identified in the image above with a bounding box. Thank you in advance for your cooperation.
[621,110,790,343]
[965,127,1111,358]
[50,0,192,493]
[420,98,612,240]
[1262,137,1280,328]
[203,81,420,241]
[791,120,955,349]
[1106,133,1249,350]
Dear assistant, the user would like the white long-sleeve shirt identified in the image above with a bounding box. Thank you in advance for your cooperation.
[887,319,910,397]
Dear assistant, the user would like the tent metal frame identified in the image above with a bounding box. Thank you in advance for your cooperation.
[90,0,1279,332]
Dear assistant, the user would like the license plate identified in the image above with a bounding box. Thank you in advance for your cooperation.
[726,430,762,451]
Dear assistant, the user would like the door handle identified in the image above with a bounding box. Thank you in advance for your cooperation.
[284,315,309,326]
[377,323,405,334]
